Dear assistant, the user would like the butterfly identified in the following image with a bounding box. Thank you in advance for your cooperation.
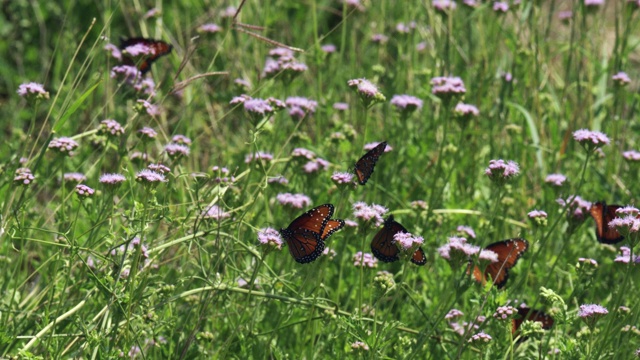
[120,37,172,74]
[470,238,528,289]
[280,204,345,264]
[370,215,427,266]
[589,202,625,244]
[354,141,388,185]
[512,307,554,337]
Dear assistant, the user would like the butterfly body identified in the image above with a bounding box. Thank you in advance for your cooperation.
[471,238,528,288]
[589,202,624,244]
[354,141,387,185]
[119,37,172,74]
[371,215,426,266]
[280,204,345,264]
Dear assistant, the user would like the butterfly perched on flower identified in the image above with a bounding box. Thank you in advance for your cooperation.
[354,141,388,185]
[470,238,528,288]
[370,215,426,266]
[589,202,625,244]
[120,37,172,74]
[279,204,345,264]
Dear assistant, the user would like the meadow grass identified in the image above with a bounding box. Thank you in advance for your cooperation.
[2,0,640,358]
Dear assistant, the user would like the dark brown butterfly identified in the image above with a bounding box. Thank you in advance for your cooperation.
[354,141,387,185]
[280,204,345,264]
[512,307,554,336]
[471,238,528,289]
[371,215,426,266]
[589,202,625,244]
[120,37,172,74]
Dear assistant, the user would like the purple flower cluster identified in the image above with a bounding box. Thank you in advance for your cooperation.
[454,103,480,120]
[493,2,509,12]
[393,232,424,252]
[578,304,608,327]
[445,309,464,320]
[331,171,355,185]
[136,99,161,116]
[352,202,388,227]
[528,210,547,219]
[353,252,378,268]
[612,71,631,86]
[390,94,423,113]
[64,172,86,183]
[433,0,457,12]
[122,43,152,57]
[100,173,126,187]
[49,137,79,156]
[245,151,274,163]
[556,195,592,220]
[262,49,308,80]
[484,159,520,182]
[14,168,35,185]
[258,227,284,250]
[104,43,122,60]
[456,225,476,239]
[171,135,192,146]
[198,23,223,34]
[99,119,125,137]
[614,246,640,264]
[202,205,231,220]
[286,97,318,120]
[578,258,598,267]
[75,184,95,198]
[545,173,567,186]
[321,44,336,53]
[348,78,386,106]
[333,102,349,111]
[231,95,285,119]
[468,332,492,343]
[573,129,610,150]
[431,76,466,98]
[17,82,49,100]
[164,143,190,159]
[268,175,289,185]
[136,169,167,184]
[276,193,312,209]
[148,163,171,174]
[110,65,141,83]
[493,306,517,320]
[137,127,158,140]
[623,150,640,162]
[303,158,330,173]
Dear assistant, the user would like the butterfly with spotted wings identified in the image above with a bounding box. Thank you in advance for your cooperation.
[589,202,626,244]
[370,215,427,266]
[354,141,388,185]
[470,238,528,289]
[120,37,172,74]
[279,204,345,264]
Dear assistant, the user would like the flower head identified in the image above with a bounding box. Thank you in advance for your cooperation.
[528,210,548,227]
[352,202,387,227]
[137,127,157,140]
[493,306,517,320]
[14,168,35,186]
[332,172,356,186]
[100,173,126,187]
[164,143,190,159]
[321,44,337,53]
[268,175,289,185]
[573,129,610,152]
[202,205,231,220]
[456,225,476,239]
[303,158,330,173]
[245,151,273,164]
[364,142,392,152]
[148,163,171,174]
[484,159,520,184]
[171,135,192,146]
[104,43,122,60]
[110,65,141,82]
[431,76,466,100]
[75,184,95,199]
[285,96,318,120]
[612,72,631,86]
[445,309,464,320]
[433,0,457,12]
[99,119,125,137]
[623,150,640,162]
[136,99,161,116]
[347,78,386,107]
[454,103,480,123]
[353,252,378,268]
[198,23,223,34]
[333,102,349,111]
[390,94,423,114]
[493,2,509,12]
[557,195,592,221]
[545,173,567,187]
[350,341,370,352]
[135,169,167,185]
[578,304,608,327]
[64,172,86,183]
[393,232,424,255]
[468,331,492,344]
[17,82,49,100]
[257,227,283,250]
[276,193,312,209]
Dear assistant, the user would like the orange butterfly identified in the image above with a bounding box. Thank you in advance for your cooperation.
[371,215,426,266]
[470,239,528,288]
[354,141,387,185]
[589,202,625,244]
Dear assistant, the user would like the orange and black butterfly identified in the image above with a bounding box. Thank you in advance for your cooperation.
[354,141,387,185]
[371,215,427,266]
[470,238,528,289]
[589,202,625,244]
[120,37,172,74]
[280,204,345,264]
[512,307,554,337]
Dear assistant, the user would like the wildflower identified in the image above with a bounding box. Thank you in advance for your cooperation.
[171,135,192,146]
[614,246,640,264]
[198,23,223,34]
[636,348,640,358]
[578,258,598,267]
[258,227,283,250]
[612,72,631,86]
[148,163,171,174]
[493,2,509,12]
[484,159,520,184]
[347,78,386,107]
[557,195,592,221]
[619,306,631,314]
[303,158,330,173]
[220,6,237,18]
[137,127,157,140]
[164,143,190,159]
[393,232,424,256]
[323,247,337,260]
[321,44,336,53]
[462,0,479,7]
[558,10,573,22]
[449,321,478,336]
[276,193,311,209]
[573,129,610,152]
[231,95,283,120]
[503,72,514,82]
[373,270,396,292]
[202,205,231,220]
[99,173,126,187]
[351,341,370,352]
[143,7,159,18]
[433,0,457,12]
[623,150,640,162]
[456,225,476,239]
[584,0,604,7]
[416,41,428,52]
[110,65,141,82]
[364,142,392,152]
[129,151,150,164]
[133,77,155,96]
[578,304,608,328]
[17,82,49,100]
[48,137,79,156]
[136,99,161,116]
[390,94,423,115]
[333,102,349,111]
[617,206,640,216]
[14,168,35,185]
[104,43,122,60]
[431,76,466,100]
[285,96,318,120]
[234,78,251,90]
[411,200,428,209]
[262,55,308,81]
[64,172,86,183]
[268,175,289,185]
[438,236,480,268]
[136,169,167,184]
[331,172,355,185]
[395,22,415,34]
[75,184,95,198]
[454,103,480,121]
[479,249,499,263]
[545,173,567,187]
[608,214,640,236]
[445,309,464,320]
[352,202,387,227]
[353,252,378,268]
[98,119,124,137]
[494,305,517,320]
[245,151,273,163]
[528,210,548,226]
[345,219,358,227]
[371,34,389,44]
[468,331,492,343]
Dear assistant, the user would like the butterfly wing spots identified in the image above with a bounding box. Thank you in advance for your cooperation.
[280,228,324,264]
[287,204,334,236]
[354,141,388,185]
[410,247,427,266]
[321,219,346,241]
[589,202,624,244]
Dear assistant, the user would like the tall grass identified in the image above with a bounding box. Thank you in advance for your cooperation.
[1,0,640,358]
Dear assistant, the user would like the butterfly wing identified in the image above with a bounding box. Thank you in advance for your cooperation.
[286,204,335,236]
[512,307,554,335]
[410,246,427,266]
[474,238,529,288]
[321,219,346,241]
[354,141,387,185]
[589,202,624,244]
[280,228,325,264]
[370,215,405,263]
[120,37,172,74]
